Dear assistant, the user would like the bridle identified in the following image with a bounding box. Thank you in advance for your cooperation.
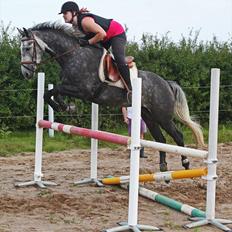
[20,33,44,73]
[20,32,80,74]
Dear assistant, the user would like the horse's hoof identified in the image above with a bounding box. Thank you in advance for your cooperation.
[160,163,168,172]
[182,158,190,170]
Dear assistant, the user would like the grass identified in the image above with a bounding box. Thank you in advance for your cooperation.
[0,127,125,156]
[0,125,231,157]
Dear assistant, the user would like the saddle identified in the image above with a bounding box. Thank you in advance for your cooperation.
[99,49,137,89]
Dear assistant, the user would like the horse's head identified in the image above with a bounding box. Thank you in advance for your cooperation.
[18,28,55,79]
[18,22,101,79]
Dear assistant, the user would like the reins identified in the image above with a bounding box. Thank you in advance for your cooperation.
[40,45,79,66]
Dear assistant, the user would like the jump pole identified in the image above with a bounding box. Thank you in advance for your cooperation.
[101,168,208,185]
[38,120,207,158]
[120,185,206,219]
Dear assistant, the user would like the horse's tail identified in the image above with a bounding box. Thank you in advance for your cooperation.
[168,81,206,148]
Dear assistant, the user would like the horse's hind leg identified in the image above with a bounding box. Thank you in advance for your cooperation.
[160,120,190,170]
[141,108,168,172]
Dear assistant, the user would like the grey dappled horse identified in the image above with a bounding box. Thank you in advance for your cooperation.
[19,22,205,172]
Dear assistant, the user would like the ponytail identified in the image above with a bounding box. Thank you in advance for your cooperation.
[79,7,90,13]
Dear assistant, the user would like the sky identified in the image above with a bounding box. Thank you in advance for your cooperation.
[0,0,231,42]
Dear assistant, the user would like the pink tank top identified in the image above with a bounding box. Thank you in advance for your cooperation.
[104,20,125,41]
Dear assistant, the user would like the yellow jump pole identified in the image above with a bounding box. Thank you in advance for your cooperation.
[102,168,207,185]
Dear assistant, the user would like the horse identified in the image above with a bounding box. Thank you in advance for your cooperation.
[18,22,205,172]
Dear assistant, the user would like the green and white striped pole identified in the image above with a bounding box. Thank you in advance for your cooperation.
[138,186,205,218]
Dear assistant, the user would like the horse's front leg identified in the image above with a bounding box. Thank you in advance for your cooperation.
[44,88,67,112]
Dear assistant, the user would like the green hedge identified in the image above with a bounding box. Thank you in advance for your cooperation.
[0,24,231,131]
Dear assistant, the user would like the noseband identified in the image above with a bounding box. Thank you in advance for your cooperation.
[20,34,44,73]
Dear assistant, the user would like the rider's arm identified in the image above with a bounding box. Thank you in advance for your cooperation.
[81,17,106,44]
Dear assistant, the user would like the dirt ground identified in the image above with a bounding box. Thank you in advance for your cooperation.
[0,142,232,232]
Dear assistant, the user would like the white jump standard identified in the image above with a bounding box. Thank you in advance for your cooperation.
[183,69,232,231]
[74,103,104,187]
[15,73,57,188]
[104,78,161,231]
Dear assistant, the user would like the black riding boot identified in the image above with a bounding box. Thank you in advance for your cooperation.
[117,64,132,91]
[140,147,147,158]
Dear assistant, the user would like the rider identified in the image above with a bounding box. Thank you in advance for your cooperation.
[59,1,132,92]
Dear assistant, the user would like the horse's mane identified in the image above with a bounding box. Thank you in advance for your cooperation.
[31,22,84,39]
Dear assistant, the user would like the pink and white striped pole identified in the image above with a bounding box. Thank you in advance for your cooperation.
[38,120,129,145]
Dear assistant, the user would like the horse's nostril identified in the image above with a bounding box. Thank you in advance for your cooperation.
[25,72,29,79]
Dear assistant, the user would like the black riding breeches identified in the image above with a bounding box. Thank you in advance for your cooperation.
[103,33,132,90]
[104,33,127,66]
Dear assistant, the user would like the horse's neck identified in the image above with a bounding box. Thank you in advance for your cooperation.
[37,30,103,89]
[38,30,76,54]
[37,30,102,63]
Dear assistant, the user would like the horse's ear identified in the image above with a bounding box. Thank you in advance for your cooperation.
[23,27,32,38]
[17,28,24,36]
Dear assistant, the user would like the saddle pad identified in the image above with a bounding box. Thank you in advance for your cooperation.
[98,49,138,89]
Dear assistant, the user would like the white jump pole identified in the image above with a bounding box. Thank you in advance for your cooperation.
[185,69,232,231]
[105,78,160,231]
[48,84,54,137]
[15,73,57,188]
[140,139,207,158]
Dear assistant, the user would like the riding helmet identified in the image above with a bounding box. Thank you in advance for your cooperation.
[59,1,79,14]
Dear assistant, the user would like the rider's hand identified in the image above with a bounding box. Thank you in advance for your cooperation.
[124,118,129,124]
[78,38,89,46]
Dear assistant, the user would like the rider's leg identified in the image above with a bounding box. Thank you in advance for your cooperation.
[117,64,132,91]
[111,34,132,91]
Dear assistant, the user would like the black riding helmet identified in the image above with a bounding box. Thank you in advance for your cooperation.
[59,1,79,14]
